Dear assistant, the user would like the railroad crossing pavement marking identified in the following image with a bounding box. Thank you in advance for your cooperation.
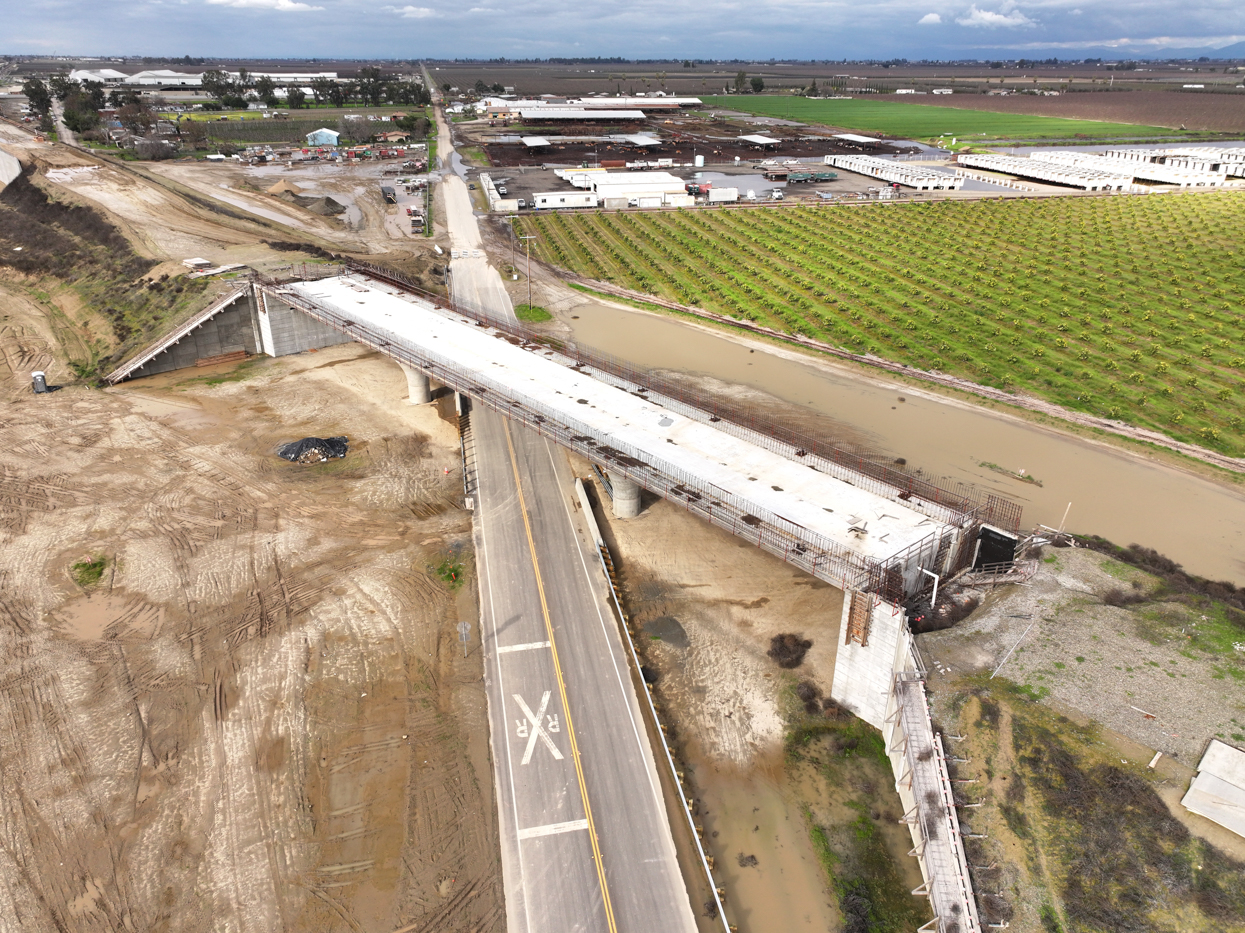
[517,819,590,841]
[497,641,552,654]
[514,690,564,765]
[505,421,619,933]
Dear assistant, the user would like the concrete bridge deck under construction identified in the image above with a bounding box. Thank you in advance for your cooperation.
[253,270,1018,608]
[292,276,941,557]
[109,263,1013,933]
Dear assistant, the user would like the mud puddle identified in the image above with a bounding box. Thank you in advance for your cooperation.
[563,299,1245,583]
[689,752,837,933]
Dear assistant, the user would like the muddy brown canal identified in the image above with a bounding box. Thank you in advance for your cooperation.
[563,300,1245,585]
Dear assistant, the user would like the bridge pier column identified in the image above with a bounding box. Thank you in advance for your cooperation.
[609,473,641,519]
[399,363,431,404]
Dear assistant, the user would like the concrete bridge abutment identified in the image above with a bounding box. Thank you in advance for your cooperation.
[609,473,641,519]
[399,363,432,404]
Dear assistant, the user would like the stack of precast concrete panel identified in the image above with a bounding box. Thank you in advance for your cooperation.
[956,153,1131,190]
[1033,150,1225,187]
[824,154,964,190]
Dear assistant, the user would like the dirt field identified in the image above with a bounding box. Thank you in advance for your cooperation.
[0,339,504,933]
[425,61,1244,101]
[1,116,499,931]
[913,89,1245,135]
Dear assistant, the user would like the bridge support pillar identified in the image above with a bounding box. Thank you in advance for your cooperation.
[610,473,641,519]
[400,363,431,404]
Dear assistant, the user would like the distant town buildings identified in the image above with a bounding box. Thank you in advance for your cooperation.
[67,69,340,88]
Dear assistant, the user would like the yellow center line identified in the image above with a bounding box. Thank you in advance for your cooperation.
[504,423,618,933]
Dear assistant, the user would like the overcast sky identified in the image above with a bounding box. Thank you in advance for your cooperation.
[5,0,1243,61]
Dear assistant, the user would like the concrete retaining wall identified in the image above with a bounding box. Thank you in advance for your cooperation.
[831,591,984,932]
[829,593,912,728]
[258,292,353,357]
[129,293,260,378]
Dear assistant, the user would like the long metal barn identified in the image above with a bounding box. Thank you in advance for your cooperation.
[109,264,1018,933]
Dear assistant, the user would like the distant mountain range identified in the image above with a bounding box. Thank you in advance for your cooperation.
[963,39,1245,61]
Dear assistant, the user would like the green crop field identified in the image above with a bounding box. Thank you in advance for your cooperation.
[704,97,1182,142]
[518,193,1245,455]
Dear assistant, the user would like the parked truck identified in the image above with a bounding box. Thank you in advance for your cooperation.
[707,187,739,203]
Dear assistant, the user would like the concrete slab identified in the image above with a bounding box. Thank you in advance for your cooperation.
[290,275,945,565]
[1183,739,1245,839]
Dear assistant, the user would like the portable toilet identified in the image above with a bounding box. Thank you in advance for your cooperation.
[31,371,48,394]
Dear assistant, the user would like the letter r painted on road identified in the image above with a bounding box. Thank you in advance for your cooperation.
[513,691,564,764]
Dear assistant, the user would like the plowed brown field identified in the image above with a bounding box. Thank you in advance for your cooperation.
[918,89,1245,134]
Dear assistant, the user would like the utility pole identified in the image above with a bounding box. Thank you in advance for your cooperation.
[508,217,516,276]
[519,233,535,312]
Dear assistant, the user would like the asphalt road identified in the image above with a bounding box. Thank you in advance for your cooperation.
[438,107,697,933]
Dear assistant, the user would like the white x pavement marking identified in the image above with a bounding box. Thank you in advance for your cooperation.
[514,691,564,765]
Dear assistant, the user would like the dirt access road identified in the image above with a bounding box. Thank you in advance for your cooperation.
[0,340,504,933]
[2,127,446,285]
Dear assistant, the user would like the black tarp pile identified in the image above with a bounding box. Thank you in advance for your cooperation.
[277,436,348,464]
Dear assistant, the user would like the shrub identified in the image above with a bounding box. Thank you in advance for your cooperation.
[768,633,813,668]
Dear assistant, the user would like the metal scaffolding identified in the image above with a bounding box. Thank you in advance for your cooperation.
[892,671,982,933]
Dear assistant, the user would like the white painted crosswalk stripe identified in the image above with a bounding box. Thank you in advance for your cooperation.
[516,819,589,841]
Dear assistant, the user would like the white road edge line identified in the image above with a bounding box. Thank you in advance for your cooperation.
[544,439,664,806]
[497,641,553,654]
[517,819,590,841]
[478,476,533,933]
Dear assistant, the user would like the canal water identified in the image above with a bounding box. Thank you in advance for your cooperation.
[563,299,1245,584]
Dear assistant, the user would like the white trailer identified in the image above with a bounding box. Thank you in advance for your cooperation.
[707,187,739,203]
[532,192,599,209]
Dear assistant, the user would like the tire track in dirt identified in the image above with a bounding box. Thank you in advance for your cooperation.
[0,345,502,933]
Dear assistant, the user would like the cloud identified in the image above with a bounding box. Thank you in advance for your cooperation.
[205,0,322,9]
[388,4,437,16]
[204,0,321,9]
[919,12,942,23]
[986,33,1245,50]
[956,4,1034,27]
